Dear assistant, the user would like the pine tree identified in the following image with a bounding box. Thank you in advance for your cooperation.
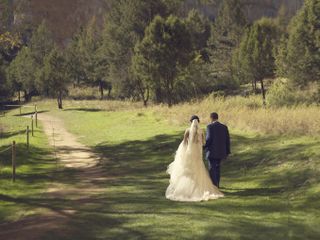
[185,9,211,61]
[42,46,69,109]
[29,21,54,96]
[233,18,280,104]
[285,0,320,86]
[132,15,193,106]
[7,46,36,102]
[210,0,247,80]
[101,0,169,97]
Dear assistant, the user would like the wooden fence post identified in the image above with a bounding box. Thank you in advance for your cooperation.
[31,115,34,137]
[27,126,30,150]
[12,141,16,182]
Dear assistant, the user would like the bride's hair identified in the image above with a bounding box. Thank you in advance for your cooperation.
[190,115,200,123]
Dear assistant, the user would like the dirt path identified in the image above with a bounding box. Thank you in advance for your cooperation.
[0,113,106,239]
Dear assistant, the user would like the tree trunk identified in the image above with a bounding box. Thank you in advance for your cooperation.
[99,80,104,100]
[57,91,63,109]
[142,87,150,107]
[260,79,266,106]
[107,87,111,98]
[24,90,31,102]
[18,91,21,102]
[166,78,172,107]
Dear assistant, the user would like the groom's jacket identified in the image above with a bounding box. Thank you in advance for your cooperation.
[204,121,230,160]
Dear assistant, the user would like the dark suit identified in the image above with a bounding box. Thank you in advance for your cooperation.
[204,121,230,187]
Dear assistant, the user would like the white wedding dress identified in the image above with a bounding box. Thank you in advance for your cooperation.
[166,120,224,202]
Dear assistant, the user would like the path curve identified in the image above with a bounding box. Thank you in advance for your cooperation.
[40,114,99,168]
[0,113,106,239]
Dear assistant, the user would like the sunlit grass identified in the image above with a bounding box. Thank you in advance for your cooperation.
[0,111,56,222]
[31,100,320,239]
[34,95,320,136]
[1,99,319,239]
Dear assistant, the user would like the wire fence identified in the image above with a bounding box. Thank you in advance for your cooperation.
[0,104,38,182]
[0,145,12,154]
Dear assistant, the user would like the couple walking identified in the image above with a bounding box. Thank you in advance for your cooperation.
[166,112,230,202]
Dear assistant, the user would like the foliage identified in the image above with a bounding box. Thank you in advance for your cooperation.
[30,22,54,95]
[132,15,193,106]
[102,0,169,97]
[42,46,70,108]
[284,0,320,86]
[6,46,36,101]
[6,22,53,101]
[66,17,110,99]
[1,0,319,108]
[0,31,21,100]
[233,18,280,103]
[185,9,211,60]
[274,35,289,78]
[210,0,247,82]
[267,79,297,107]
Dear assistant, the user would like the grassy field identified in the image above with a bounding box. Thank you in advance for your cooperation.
[0,110,56,222]
[1,99,320,239]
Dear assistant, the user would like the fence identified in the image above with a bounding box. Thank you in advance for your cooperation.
[0,104,38,182]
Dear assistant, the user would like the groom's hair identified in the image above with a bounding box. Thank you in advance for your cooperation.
[210,112,219,120]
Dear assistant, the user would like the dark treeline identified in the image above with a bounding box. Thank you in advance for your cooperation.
[0,0,319,108]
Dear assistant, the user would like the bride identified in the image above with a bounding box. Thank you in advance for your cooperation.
[166,116,224,202]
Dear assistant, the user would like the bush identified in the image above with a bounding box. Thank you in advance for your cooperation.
[68,86,101,100]
[267,79,319,107]
[267,79,296,107]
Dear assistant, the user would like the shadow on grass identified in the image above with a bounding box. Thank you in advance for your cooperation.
[0,143,55,181]
[53,132,315,239]
[13,110,49,117]
[1,133,319,239]
[63,108,103,112]
[0,129,26,139]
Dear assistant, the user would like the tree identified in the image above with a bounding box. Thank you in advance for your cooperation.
[285,0,320,86]
[274,35,288,78]
[72,17,109,99]
[232,27,255,89]
[29,21,54,96]
[185,9,211,61]
[42,46,69,109]
[0,31,21,100]
[7,46,37,101]
[210,0,247,81]
[102,0,169,98]
[0,53,9,100]
[132,15,193,107]
[233,18,280,104]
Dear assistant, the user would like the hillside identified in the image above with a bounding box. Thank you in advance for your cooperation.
[2,0,304,44]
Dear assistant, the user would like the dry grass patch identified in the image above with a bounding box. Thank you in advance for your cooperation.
[153,95,320,136]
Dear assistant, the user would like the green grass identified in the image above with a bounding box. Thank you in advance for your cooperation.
[0,110,56,222]
[0,102,320,240]
[31,101,320,240]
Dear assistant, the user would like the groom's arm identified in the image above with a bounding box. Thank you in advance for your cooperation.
[203,126,212,150]
[226,127,231,155]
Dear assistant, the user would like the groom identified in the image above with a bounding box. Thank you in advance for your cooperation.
[204,112,230,188]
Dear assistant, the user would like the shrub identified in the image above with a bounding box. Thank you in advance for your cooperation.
[267,79,296,107]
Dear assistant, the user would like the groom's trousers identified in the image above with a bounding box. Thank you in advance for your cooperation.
[208,158,221,188]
